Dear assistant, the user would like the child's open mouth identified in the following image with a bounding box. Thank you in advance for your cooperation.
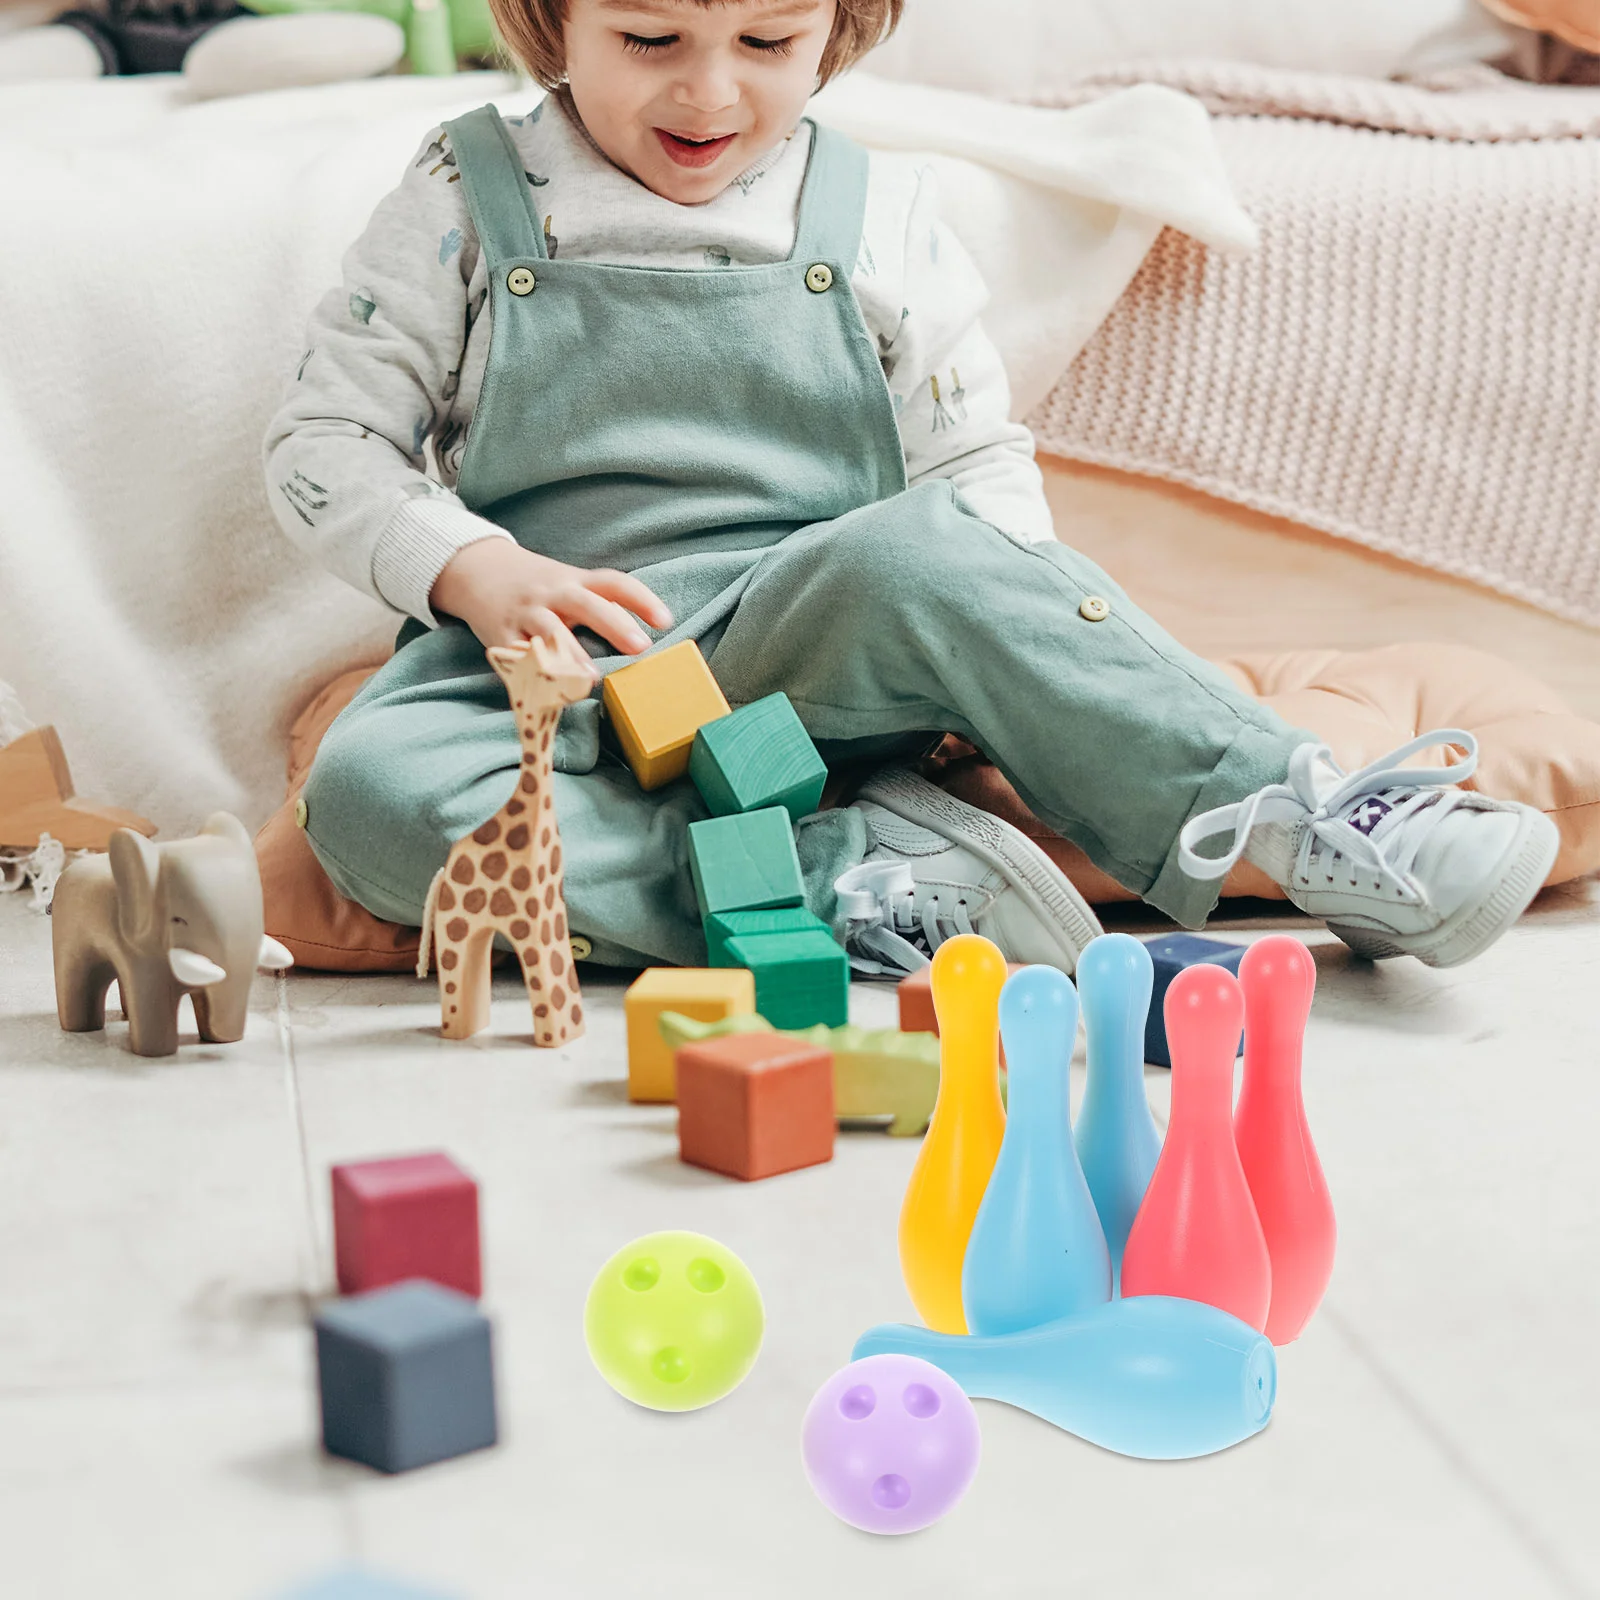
[654,128,737,168]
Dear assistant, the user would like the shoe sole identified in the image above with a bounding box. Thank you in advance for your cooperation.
[854,766,1104,973]
[1326,807,1560,968]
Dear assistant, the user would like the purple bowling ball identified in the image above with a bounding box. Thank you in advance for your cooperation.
[801,1354,981,1534]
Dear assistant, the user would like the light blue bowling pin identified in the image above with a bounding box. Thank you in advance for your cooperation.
[1074,933,1163,1281]
[853,1295,1277,1460]
[961,966,1110,1336]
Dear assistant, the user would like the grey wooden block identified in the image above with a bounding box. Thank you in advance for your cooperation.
[315,1280,497,1474]
[1142,933,1246,1067]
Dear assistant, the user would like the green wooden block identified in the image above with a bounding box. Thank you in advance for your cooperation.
[689,694,828,823]
[687,808,805,918]
[723,928,849,1029]
[704,907,830,967]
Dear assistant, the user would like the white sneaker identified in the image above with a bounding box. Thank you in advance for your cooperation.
[1178,729,1559,968]
[833,767,1103,977]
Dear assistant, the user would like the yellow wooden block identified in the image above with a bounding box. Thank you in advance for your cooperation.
[602,640,731,791]
[624,967,756,1103]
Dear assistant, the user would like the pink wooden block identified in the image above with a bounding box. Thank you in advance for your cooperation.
[332,1151,482,1299]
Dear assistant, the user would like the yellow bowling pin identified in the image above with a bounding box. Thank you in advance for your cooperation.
[897,934,1008,1332]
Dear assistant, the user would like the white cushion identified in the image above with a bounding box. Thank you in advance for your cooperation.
[184,13,406,102]
[864,0,1515,99]
[0,23,106,83]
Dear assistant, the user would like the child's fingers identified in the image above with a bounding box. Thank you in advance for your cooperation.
[584,568,674,631]
[518,606,587,660]
[554,588,654,656]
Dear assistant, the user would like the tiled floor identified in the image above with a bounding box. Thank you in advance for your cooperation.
[1,880,1597,1600]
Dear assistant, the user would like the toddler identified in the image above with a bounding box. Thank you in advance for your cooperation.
[263,0,1556,977]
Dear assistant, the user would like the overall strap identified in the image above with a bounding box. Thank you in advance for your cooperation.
[791,119,870,268]
[443,105,548,265]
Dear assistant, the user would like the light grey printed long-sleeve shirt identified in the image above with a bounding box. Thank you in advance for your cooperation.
[263,89,1055,630]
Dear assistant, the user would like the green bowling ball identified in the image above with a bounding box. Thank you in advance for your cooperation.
[584,1231,764,1411]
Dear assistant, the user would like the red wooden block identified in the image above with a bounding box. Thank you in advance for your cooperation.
[897,965,938,1035]
[332,1151,482,1298]
[676,1033,835,1182]
[898,961,1025,1063]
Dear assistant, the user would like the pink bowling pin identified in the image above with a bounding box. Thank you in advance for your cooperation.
[1122,964,1271,1331]
[1234,936,1335,1344]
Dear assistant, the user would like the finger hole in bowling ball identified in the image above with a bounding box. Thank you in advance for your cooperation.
[902,1383,940,1418]
[686,1257,725,1293]
[623,1257,660,1291]
[652,1346,690,1384]
[871,1474,911,1510]
[838,1384,876,1420]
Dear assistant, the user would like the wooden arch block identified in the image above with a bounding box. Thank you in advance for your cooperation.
[0,725,154,850]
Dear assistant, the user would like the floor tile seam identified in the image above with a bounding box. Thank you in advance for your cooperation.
[275,970,332,1297]
[1319,1304,1589,1599]
[0,1373,315,1401]
[1148,1098,1584,1595]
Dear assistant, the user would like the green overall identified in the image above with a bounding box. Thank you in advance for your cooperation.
[302,105,1308,966]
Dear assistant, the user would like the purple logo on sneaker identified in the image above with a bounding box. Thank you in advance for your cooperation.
[1347,798,1391,835]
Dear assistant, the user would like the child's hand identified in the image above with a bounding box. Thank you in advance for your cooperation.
[430,537,674,656]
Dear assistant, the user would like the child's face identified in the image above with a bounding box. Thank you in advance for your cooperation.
[563,0,838,204]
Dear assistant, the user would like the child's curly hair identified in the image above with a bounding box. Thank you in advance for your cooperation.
[489,0,904,91]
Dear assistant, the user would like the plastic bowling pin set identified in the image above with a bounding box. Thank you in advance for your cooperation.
[870,931,1335,1461]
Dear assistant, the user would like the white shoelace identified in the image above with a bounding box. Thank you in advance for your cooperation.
[1177,729,1480,896]
[0,831,69,913]
[832,860,976,977]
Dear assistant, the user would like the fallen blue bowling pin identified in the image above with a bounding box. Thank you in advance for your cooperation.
[854,1295,1276,1460]
[1074,934,1163,1278]
[961,966,1110,1336]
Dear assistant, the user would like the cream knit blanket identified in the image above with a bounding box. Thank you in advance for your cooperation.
[1027,63,1600,628]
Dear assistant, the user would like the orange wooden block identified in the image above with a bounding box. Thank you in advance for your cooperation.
[899,960,1025,1065]
[676,1032,835,1182]
[897,966,938,1036]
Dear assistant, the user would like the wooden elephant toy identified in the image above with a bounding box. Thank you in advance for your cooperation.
[52,811,293,1057]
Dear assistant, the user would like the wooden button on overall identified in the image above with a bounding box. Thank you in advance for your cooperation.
[507,267,536,296]
[294,795,309,828]
[804,263,834,293]
[570,935,593,961]
[1078,596,1111,622]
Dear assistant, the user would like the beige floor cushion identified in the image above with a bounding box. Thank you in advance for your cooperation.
[258,642,1600,971]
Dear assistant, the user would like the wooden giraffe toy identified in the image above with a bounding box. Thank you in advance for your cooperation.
[418,633,596,1046]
